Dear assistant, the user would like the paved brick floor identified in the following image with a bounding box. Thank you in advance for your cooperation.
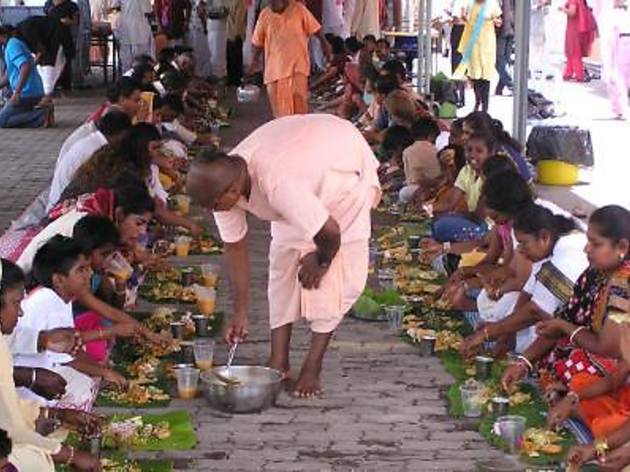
[1,89,509,471]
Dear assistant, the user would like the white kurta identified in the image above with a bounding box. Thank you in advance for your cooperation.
[207,0,229,78]
[188,0,212,77]
[112,0,155,70]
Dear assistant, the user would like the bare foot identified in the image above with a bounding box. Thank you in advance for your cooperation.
[292,367,322,398]
[268,358,291,381]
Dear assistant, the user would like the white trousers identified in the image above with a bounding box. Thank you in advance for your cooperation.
[188,29,212,78]
[119,41,154,73]
[37,47,66,96]
[207,20,228,77]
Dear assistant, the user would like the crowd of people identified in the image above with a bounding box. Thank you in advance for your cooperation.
[0,0,627,470]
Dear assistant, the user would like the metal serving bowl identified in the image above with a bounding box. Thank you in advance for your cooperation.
[200,366,284,413]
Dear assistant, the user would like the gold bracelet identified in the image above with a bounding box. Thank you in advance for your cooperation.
[64,446,75,466]
[594,438,609,457]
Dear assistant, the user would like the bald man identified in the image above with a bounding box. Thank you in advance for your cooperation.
[187,114,381,397]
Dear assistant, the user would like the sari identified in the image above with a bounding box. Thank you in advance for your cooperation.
[537,261,630,439]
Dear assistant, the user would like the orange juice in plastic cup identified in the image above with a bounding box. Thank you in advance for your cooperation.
[175,195,191,216]
[194,339,215,370]
[176,367,200,399]
[201,264,219,287]
[105,252,133,282]
[175,236,192,257]
[193,286,216,315]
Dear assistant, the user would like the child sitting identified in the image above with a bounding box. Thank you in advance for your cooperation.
[12,236,128,409]
[399,117,442,203]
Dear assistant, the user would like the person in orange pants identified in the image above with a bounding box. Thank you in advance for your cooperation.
[248,0,332,118]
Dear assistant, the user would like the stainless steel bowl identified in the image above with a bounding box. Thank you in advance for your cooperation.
[200,366,283,413]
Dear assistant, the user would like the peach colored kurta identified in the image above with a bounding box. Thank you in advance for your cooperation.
[213,114,381,332]
[252,0,321,117]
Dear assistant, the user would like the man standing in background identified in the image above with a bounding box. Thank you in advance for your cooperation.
[226,0,247,85]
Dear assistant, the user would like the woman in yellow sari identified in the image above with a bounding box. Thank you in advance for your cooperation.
[0,259,101,471]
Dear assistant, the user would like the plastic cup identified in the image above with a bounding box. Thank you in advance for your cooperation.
[175,236,192,257]
[408,235,421,249]
[170,322,185,340]
[378,269,395,291]
[475,356,495,382]
[419,336,436,356]
[104,251,133,282]
[384,305,406,332]
[180,340,195,364]
[193,338,215,371]
[192,315,210,337]
[460,384,484,418]
[200,264,219,288]
[175,195,191,216]
[491,397,510,418]
[495,415,527,454]
[181,268,196,286]
[210,122,221,135]
[193,285,216,315]
[176,367,200,399]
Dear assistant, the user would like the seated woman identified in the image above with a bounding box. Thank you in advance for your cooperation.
[13,236,128,409]
[498,206,630,468]
[460,203,589,358]
[15,184,165,346]
[462,111,533,183]
[439,169,533,311]
[0,259,101,471]
[430,132,496,242]
[58,123,201,235]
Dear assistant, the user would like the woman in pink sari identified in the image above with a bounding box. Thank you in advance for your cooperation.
[561,0,597,82]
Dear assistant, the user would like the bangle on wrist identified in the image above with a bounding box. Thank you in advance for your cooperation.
[569,326,586,344]
[64,446,75,465]
[30,368,37,388]
[516,355,533,373]
[594,438,609,457]
[567,390,580,406]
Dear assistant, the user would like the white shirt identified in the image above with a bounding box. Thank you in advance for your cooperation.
[48,131,108,212]
[112,0,153,45]
[12,288,75,369]
[57,121,97,163]
[523,232,589,316]
[17,210,88,274]
[162,119,198,146]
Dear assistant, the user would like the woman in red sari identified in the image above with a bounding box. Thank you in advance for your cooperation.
[561,0,597,81]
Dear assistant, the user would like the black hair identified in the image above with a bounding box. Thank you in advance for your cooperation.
[481,154,517,179]
[32,236,86,289]
[513,203,577,240]
[376,38,390,47]
[0,429,12,460]
[161,93,185,115]
[72,215,121,253]
[464,111,523,152]
[132,54,154,66]
[174,45,194,55]
[0,259,26,308]
[161,70,189,92]
[410,117,440,141]
[467,132,496,154]
[324,33,336,42]
[589,205,630,256]
[363,34,377,44]
[482,170,533,216]
[132,63,154,82]
[0,25,16,37]
[114,181,156,216]
[106,77,141,103]
[382,60,406,80]
[375,74,399,96]
[158,47,176,63]
[438,144,467,173]
[329,36,346,55]
[451,118,464,134]
[345,36,362,54]
[96,110,132,137]
[382,125,414,158]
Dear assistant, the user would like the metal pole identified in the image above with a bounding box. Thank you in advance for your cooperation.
[424,0,432,95]
[416,0,425,94]
[512,0,531,145]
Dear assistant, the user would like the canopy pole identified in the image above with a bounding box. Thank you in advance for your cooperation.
[512,0,531,144]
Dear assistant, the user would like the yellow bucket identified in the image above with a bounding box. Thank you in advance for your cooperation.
[536,160,579,186]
